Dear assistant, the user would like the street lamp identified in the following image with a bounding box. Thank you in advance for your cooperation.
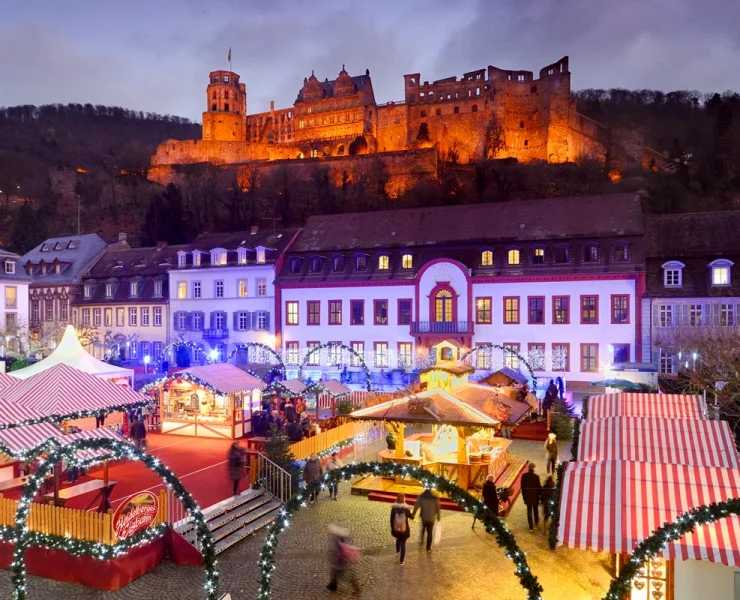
[209,349,218,363]
[143,355,151,374]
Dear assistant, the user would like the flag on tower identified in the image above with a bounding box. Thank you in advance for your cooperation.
[227,47,232,63]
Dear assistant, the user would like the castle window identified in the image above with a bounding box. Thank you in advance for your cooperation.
[524,140,529,147]
[476,87,480,96]
[507,249,521,266]
[401,254,413,269]
[548,68,554,75]
[224,103,229,111]
[224,75,229,82]
[420,110,426,118]
[472,105,478,113]
[454,106,459,114]
[517,74,525,82]
[378,255,389,270]
[382,117,388,126]
[520,121,524,128]
[224,92,229,100]
[530,85,537,94]
[409,94,415,103]
[435,108,441,116]
[211,104,217,111]
[212,92,216,99]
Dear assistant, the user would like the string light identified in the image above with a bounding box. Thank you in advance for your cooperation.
[459,344,538,395]
[297,343,373,392]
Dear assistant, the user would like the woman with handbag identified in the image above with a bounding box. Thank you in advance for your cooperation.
[390,493,414,565]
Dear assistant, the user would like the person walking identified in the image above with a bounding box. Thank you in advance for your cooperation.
[303,453,323,504]
[411,488,441,552]
[544,432,559,475]
[473,474,499,529]
[521,462,542,532]
[325,451,343,500]
[390,494,413,565]
[284,398,296,423]
[130,416,147,451]
[541,475,556,532]
[327,524,360,594]
[227,441,246,496]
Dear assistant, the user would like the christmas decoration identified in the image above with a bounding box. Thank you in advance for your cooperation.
[9,438,219,600]
[298,343,372,392]
[460,344,538,394]
[0,400,150,433]
[547,461,566,550]
[257,461,543,600]
[226,343,285,373]
[140,370,232,399]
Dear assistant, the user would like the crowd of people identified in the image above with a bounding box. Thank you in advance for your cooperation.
[520,462,557,533]
[251,396,321,441]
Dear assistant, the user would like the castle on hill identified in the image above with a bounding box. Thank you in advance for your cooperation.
[151,57,622,171]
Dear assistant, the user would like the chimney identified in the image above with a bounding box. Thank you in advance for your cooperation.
[156,241,168,250]
[250,225,259,235]
[270,100,275,112]
[118,233,128,243]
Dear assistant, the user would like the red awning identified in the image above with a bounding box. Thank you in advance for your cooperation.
[558,460,740,566]
[0,363,146,415]
[587,393,707,420]
[578,416,740,468]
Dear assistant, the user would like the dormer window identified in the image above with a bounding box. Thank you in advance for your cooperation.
[614,243,629,262]
[310,257,323,273]
[53,242,62,250]
[378,255,389,270]
[237,248,248,265]
[4,261,15,275]
[332,256,344,272]
[662,261,685,287]
[507,248,520,266]
[709,259,733,286]
[532,247,545,265]
[105,283,114,298]
[41,264,47,275]
[583,244,599,263]
[54,263,60,274]
[153,280,163,297]
[194,252,202,267]
[481,250,493,267]
[289,257,302,274]
[211,249,227,266]
[554,245,570,264]
[83,284,91,299]
[130,281,139,296]
[256,247,266,264]
[67,241,76,249]
[40,243,49,252]
[356,255,368,271]
[177,252,187,267]
[401,254,413,269]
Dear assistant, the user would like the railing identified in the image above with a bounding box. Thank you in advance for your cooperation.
[288,421,378,460]
[253,454,292,504]
[410,320,474,334]
[202,328,229,339]
[0,490,168,544]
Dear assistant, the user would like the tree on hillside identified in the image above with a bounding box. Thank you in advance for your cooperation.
[11,202,46,254]
[712,102,735,179]
[140,184,190,245]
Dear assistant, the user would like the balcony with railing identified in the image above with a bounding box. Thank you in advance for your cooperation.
[202,328,229,339]
[410,321,474,334]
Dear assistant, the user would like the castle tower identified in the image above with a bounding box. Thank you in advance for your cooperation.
[202,70,247,142]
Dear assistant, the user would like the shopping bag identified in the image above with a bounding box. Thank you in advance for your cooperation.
[433,521,442,546]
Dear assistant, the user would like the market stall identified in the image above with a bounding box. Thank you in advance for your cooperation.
[151,364,266,439]
[585,392,707,420]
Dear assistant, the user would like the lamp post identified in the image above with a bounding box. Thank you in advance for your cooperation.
[209,349,218,364]
[144,355,151,374]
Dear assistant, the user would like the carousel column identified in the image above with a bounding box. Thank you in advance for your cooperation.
[456,427,470,489]
[394,422,405,485]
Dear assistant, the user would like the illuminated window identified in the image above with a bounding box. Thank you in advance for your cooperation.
[401,254,413,269]
[503,343,520,369]
[4,287,16,309]
[329,300,342,325]
[475,344,492,369]
[435,290,453,322]
[398,343,413,369]
[553,344,569,371]
[238,280,247,297]
[378,255,389,270]
[285,342,300,365]
[710,259,733,286]
[532,248,545,265]
[581,344,598,372]
[507,249,520,265]
[286,301,299,325]
[374,342,389,368]
[374,300,388,325]
[553,296,569,324]
[476,297,492,324]
[308,301,320,325]
[528,343,546,371]
[350,342,364,366]
[581,296,598,324]
[481,250,493,266]
[611,295,629,324]
[504,297,519,324]
[177,282,186,300]
[257,278,267,297]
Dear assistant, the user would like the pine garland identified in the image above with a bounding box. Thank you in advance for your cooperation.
[547,461,566,550]
[570,417,581,462]
[257,461,544,600]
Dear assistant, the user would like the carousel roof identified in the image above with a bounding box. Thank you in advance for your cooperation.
[349,389,499,428]
[176,363,267,394]
[0,372,17,391]
[480,367,529,386]
[450,384,532,426]
[419,361,475,376]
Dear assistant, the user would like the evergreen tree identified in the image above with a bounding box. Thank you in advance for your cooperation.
[712,102,735,178]
[140,184,190,246]
[11,201,47,254]
[262,427,300,490]
[175,344,191,368]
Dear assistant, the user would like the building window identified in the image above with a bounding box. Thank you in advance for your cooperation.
[528,297,544,324]
[503,297,519,324]
[398,343,413,369]
[214,312,225,329]
[285,342,300,365]
[532,247,545,265]
[507,248,520,266]
[215,280,224,298]
[581,296,598,324]
[104,308,112,327]
[178,253,186,267]
[659,352,675,374]
[332,256,344,272]
[398,299,412,325]
[374,300,388,325]
[238,280,248,297]
[475,344,492,370]
[129,342,138,360]
[154,307,162,327]
[82,308,91,327]
[481,250,493,266]
[553,296,570,324]
[553,245,570,264]
[4,261,14,274]
[93,308,101,327]
[193,281,202,299]
[689,303,702,326]
[528,343,546,371]
[374,342,389,368]
[83,284,91,299]
[710,259,733,286]
[378,255,389,270]
[662,261,684,287]
[238,312,250,331]
[256,248,266,264]
[581,344,598,372]
[351,300,364,325]
[290,258,302,274]
[31,301,39,323]
[350,342,364,367]
[503,343,520,369]
[611,295,630,324]
[658,304,673,327]
[154,281,163,297]
[305,342,320,366]
[435,290,453,322]
[130,281,139,296]
[310,257,322,273]
[286,301,299,325]
[256,311,268,331]
[553,343,570,371]
[194,253,202,267]
[177,282,186,299]
[401,254,413,269]
[105,283,114,298]
[141,307,150,326]
[307,300,320,325]
[613,243,629,261]
[720,303,735,326]
[45,300,53,321]
[355,255,368,271]
[211,251,227,266]
[116,308,125,327]
[129,307,137,326]
[176,312,186,331]
[4,287,16,309]
[237,248,247,265]
[476,297,492,324]
[583,245,599,263]
[612,344,630,363]
[257,278,267,297]
[329,300,342,325]
[325,343,341,365]
[60,300,68,321]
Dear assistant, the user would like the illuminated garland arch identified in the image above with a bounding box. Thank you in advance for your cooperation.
[460,343,538,394]
[602,499,740,600]
[298,342,372,392]
[158,339,205,363]
[257,461,543,600]
[10,439,219,600]
[226,342,285,374]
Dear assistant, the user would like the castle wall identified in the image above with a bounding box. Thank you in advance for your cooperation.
[152,139,269,166]
[375,103,409,153]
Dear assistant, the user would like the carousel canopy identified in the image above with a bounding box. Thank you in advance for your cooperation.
[578,416,740,468]
[480,367,529,386]
[0,422,130,459]
[586,392,707,420]
[419,361,474,376]
[558,460,740,566]
[449,383,532,426]
[0,363,146,416]
[176,363,266,394]
[12,325,133,381]
[350,389,499,428]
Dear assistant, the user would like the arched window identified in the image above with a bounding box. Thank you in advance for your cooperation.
[472,104,478,113]
[332,256,344,271]
[532,247,546,265]
[481,250,493,267]
[583,243,599,263]
[401,254,413,269]
[310,257,323,273]
[507,248,520,266]
[378,255,389,270]
[435,290,453,323]
[289,258,302,274]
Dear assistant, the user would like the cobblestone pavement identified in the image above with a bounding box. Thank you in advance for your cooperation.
[0,439,614,600]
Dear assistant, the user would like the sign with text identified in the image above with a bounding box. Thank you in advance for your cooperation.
[112,491,159,540]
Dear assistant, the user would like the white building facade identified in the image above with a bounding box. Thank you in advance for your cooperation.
[0,250,31,354]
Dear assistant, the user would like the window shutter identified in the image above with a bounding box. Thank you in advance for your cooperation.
[221,311,228,330]
[680,304,688,327]
[264,312,270,331]
[243,311,251,331]
[703,303,711,327]
[197,311,205,330]
[651,302,659,327]
[173,311,181,330]
[233,311,240,331]
[185,312,193,331]
[712,303,720,327]
[209,311,216,329]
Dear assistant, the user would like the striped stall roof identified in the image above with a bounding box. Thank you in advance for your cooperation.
[586,393,707,420]
[558,460,740,566]
[316,380,351,397]
[578,417,740,468]
[0,363,146,415]
[176,364,267,394]
[277,379,308,395]
[0,372,17,391]
[59,427,131,461]
[0,399,46,427]
[0,423,130,459]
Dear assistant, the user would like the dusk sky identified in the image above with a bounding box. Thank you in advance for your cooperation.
[1,0,738,121]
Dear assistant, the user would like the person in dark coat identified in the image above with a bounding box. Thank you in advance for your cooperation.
[130,416,147,451]
[303,453,323,504]
[473,474,499,529]
[287,420,304,442]
[544,432,559,475]
[284,399,296,423]
[541,476,556,530]
[520,462,542,532]
[390,493,414,565]
[555,377,565,400]
[411,488,441,552]
[227,441,246,496]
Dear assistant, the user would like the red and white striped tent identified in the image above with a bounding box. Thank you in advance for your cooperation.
[0,363,147,416]
[0,422,130,459]
[0,399,45,428]
[586,393,707,420]
[176,363,267,394]
[578,416,740,468]
[558,460,740,566]
[0,372,17,391]
[315,380,351,397]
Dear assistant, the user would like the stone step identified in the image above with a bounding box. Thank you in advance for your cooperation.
[207,494,275,532]
[210,499,282,542]
[214,510,280,555]
[177,489,264,536]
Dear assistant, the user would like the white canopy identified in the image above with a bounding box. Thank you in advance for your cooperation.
[12,325,134,382]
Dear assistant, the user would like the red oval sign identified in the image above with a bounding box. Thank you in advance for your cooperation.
[112,492,159,540]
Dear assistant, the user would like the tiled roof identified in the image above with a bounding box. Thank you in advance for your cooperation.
[87,244,187,277]
[288,194,642,252]
[419,362,475,376]
[0,250,31,282]
[179,229,298,268]
[21,233,109,285]
[450,384,532,426]
[645,212,740,258]
[480,367,529,386]
[296,73,372,103]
